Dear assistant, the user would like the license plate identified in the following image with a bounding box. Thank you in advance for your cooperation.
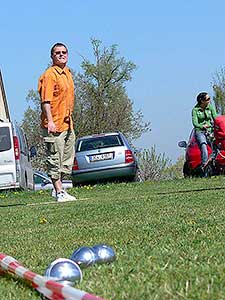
[89,152,113,162]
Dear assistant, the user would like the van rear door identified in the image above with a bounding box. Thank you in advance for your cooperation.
[0,122,17,189]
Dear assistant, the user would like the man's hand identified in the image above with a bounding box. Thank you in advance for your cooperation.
[48,121,56,133]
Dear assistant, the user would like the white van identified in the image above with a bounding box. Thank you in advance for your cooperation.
[0,121,34,190]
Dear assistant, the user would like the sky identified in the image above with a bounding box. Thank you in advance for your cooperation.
[1,0,225,162]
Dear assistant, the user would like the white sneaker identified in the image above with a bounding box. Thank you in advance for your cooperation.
[56,190,77,202]
[51,189,56,198]
[62,190,77,200]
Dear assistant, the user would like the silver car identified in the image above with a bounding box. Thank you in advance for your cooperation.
[34,170,73,191]
[71,132,138,185]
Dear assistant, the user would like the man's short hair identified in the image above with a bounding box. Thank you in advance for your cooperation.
[50,43,68,57]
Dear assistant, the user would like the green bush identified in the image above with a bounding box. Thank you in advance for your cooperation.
[137,146,171,181]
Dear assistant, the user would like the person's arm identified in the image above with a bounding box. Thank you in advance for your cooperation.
[39,73,56,133]
[192,108,204,130]
[41,102,56,133]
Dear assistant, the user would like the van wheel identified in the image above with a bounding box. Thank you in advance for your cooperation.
[25,173,28,190]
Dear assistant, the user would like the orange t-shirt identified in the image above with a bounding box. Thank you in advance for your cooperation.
[38,65,75,132]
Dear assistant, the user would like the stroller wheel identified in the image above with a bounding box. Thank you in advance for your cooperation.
[200,163,213,178]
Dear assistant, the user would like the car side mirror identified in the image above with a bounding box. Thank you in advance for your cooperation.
[178,141,187,148]
[30,146,37,158]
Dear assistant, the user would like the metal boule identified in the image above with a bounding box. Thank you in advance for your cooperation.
[44,258,82,286]
[70,246,95,269]
[91,244,116,264]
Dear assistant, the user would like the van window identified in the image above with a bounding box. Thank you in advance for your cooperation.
[0,127,11,152]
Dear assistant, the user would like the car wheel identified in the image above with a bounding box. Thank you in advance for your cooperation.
[132,169,144,182]
[72,181,77,188]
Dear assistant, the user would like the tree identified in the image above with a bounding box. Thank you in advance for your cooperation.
[212,68,225,114]
[73,38,150,140]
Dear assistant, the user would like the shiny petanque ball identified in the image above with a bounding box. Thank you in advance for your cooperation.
[44,258,82,286]
[70,246,96,269]
[91,244,116,264]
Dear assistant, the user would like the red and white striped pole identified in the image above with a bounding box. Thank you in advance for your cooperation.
[0,253,105,300]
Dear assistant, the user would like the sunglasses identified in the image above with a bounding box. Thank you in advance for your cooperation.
[204,97,210,101]
[54,51,67,55]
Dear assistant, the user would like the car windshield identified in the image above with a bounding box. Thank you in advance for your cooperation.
[76,135,124,152]
[0,127,11,152]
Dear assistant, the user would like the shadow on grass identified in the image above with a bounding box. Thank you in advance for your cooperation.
[0,203,26,208]
[157,186,225,194]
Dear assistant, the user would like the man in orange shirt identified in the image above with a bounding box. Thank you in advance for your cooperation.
[38,42,76,202]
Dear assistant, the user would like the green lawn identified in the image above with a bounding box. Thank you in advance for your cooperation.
[0,177,224,300]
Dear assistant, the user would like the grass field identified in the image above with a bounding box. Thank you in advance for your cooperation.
[0,177,224,300]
